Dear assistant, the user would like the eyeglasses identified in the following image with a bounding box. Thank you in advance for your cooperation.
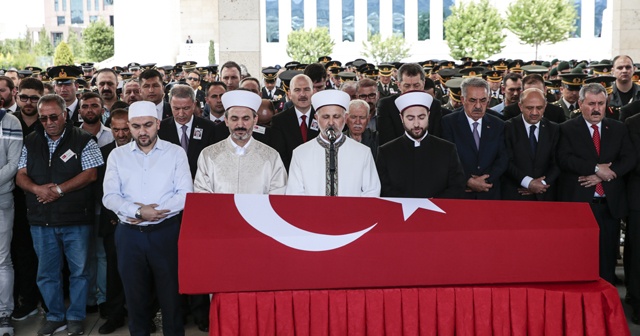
[187,77,199,81]
[18,94,41,103]
[357,93,377,100]
[38,112,64,123]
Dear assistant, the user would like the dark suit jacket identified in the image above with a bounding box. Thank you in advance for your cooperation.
[158,116,217,178]
[67,102,82,127]
[98,141,118,237]
[161,101,173,120]
[621,100,640,122]
[441,111,508,200]
[212,122,270,145]
[557,116,636,218]
[377,94,444,145]
[502,116,560,201]
[503,103,567,124]
[625,114,640,211]
[377,134,465,199]
[269,106,318,170]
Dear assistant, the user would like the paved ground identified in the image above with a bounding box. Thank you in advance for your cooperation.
[11,266,640,335]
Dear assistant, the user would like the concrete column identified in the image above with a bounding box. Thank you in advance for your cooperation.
[431,0,444,42]
[380,0,392,38]
[330,0,343,42]
[218,0,261,78]
[611,0,640,60]
[405,0,418,42]
[354,0,368,42]
[113,0,181,65]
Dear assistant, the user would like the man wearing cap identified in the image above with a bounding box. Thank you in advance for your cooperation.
[491,73,522,116]
[553,71,587,119]
[102,101,192,336]
[285,90,380,196]
[377,64,398,98]
[611,55,640,109]
[377,63,445,145]
[441,77,508,200]
[502,88,560,201]
[156,84,214,332]
[503,74,567,124]
[127,63,141,79]
[270,74,319,170]
[16,94,104,336]
[194,89,287,194]
[376,91,465,198]
[557,83,636,285]
[261,67,286,112]
[139,69,172,120]
[49,66,83,126]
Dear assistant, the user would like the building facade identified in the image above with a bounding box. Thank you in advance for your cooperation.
[43,0,114,47]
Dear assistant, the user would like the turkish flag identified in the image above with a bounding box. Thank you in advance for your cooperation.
[179,194,598,294]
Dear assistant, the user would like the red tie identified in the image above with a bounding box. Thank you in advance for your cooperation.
[592,124,605,196]
[300,115,308,142]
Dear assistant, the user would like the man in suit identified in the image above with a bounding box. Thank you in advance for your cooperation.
[377,91,465,198]
[140,69,172,120]
[441,77,508,200]
[502,88,560,201]
[557,83,636,285]
[49,65,83,126]
[184,71,206,108]
[270,74,318,170]
[625,112,640,323]
[490,72,522,116]
[377,63,444,145]
[156,84,215,332]
[503,74,567,123]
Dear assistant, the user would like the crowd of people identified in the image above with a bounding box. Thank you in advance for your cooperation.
[0,54,640,336]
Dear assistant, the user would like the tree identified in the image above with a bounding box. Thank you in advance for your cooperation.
[67,30,85,62]
[286,27,334,64]
[208,40,216,65]
[443,0,505,60]
[506,0,577,59]
[54,41,74,65]
[83,19,114,61]
[34,27,54,57]
[361,33,411,64]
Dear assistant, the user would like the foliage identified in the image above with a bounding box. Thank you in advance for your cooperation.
[54,42,74,65]
[208,40,216,65]
[67,30,85,62]
[286,27,334,64]
[0,52,36,69]
[83,19,114,61]
[506,0,577,59]
[418,12,431,41]
[33,27,54,57]
[362,33,411,64]
[443,0,505,60]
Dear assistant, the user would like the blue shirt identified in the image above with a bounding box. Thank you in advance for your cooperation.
[18,129,104,170]
[102,139,193,225]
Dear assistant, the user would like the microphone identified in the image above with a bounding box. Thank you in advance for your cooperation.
[327,127,337,142]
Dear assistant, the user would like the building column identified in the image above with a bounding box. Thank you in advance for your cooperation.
[405,0,418,42]
[218,0,261,77]
[305,0,317,29]
[354,0,368,42]
[380,0,393,38]
[330,0,342,42]
[611,0,640,60]
[431,0,444,42]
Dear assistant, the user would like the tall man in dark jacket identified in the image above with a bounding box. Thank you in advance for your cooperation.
[557,83,636,285]
[16,94,104,336]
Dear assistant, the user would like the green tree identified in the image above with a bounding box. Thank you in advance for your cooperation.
[443,0,505,60]
[362,33,411,64]
[53,41,74,65]
[418,12,430,41]
[83,19,114,61]
[506,0,577,59]
[67,30,85,62]
[286,27,334,64]
[34,27,54,57]
[208,40,216,65]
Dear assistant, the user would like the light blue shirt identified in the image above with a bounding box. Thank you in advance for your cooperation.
[102,138,193,225]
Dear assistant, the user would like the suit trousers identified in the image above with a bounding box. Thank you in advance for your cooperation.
[626,210,640,310]
[591,202,620,285]
[115,216,184,336]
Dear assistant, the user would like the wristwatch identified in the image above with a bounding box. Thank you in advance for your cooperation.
[595,165,600,173]
[135,207,142,220]
[54,184,64,197]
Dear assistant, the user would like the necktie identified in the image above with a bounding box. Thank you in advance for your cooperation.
[529,125,537,155]
[384,85,389,95]
[592,124,605,196]
[180,125,189,152]
[300,115,308,142]
[472,122,480,150]
[569,104,575,111]
[214,119,222,125]
[66,108,72,120]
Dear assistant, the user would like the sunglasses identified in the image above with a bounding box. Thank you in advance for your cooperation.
[38,112,64,123]
[357,93,377,100]
[18,94,41,103]
[187,77,200,81]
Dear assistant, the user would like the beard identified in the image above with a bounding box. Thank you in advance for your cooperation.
[405,126,427,139]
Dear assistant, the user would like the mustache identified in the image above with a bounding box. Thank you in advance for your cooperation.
[234,127,247,132]
[591,111,601,116]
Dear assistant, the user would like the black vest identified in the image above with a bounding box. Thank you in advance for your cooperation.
[24,121,95,226]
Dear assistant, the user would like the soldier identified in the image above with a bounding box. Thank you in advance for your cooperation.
[261,67,286,112]
[553,71,587,119]
[377,64,398,98]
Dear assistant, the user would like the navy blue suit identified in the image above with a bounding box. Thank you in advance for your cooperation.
[441,111,508,200]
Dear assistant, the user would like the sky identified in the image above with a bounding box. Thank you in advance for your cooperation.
[1,0,45,39]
